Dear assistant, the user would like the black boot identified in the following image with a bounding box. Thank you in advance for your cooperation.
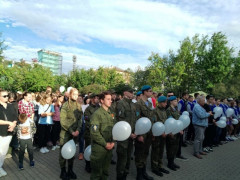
[123,173,127,180]
[152,169,163,177]
[142,166,154,180]
[136,168,143,180]
[117,173,127,180]
[60,167,69,180]
[68,165,77,179]
[173,163,180,169]
[85,161,91,173]
[173,160,180,169]
[159,167,170,174]
[111,159,117,165]
[167,159,176,171]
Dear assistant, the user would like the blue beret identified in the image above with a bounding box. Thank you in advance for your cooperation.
[168,96,177,101]
[141,85,151,91]
[158,96,167,102]
[136,91,142,96]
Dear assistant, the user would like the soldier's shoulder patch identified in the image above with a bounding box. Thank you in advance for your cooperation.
[152,116,156,122]
[92,125,98,132]
[111,113,115,120]
[136,111,140,117]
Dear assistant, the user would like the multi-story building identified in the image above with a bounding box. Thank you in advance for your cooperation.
[109,66,131,83]
[37,49,63,75]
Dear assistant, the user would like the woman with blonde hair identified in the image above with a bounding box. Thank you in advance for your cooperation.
[59,88,82,180]
[38,94,55,153]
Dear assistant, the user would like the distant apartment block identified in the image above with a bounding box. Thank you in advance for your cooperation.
[37,49,63,75]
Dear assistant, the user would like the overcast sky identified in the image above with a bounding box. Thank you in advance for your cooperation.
[0,0,239,73]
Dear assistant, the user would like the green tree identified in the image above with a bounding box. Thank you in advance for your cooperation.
[131,66,150,91]
[0,63,56,92]
[54,74,68,91]
[0,63,15,91]
[147,53,167,92]
[80,84,106,95]
[195,32,234,93]
[176,35,201,93]
[164,51,185,95]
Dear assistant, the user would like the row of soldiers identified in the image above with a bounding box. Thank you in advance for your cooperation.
[84,85,183,180]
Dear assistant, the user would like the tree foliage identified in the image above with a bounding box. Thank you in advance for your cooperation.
[134,32,239,96]
[1,31,240,98]
[0,63,55,92]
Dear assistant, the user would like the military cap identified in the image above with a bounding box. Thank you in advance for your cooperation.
[158,96,167,102]
[141,85,151,91]
[136,91,142,96]
[122,85,134,93]
[168,96,177,101]
[89,93,98,98]
[109,89,116,94]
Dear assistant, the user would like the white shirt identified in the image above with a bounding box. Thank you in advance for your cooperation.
[38,104,54,124]
[19,118,32,139]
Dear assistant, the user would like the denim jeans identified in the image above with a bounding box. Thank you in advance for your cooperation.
[194,125,206,155]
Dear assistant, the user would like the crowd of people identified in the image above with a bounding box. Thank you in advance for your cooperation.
[0,85,239,180]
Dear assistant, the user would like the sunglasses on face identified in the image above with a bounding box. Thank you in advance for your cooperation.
[1,95,8,98]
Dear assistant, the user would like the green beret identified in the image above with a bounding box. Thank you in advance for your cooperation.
[158,96,167,102]
[168,96,177,101]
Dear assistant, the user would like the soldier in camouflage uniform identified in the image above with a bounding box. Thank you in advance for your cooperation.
[109,90,118,165]
[151,96,170,177]
[166,96,182,171]
[110,90,117,114]
[135,85,154,180]
[59,88,83,180]
[116,85,137,180]
[84,93,100,173]
[90,91,115,180]
[136,91,142,102]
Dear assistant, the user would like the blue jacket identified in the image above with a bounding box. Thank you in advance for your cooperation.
[188,102,194,111]
[192,103,210,127]
[234,106,239,117]
[178,99,188,114]
[219,104,228,116]
[210,104,216,111]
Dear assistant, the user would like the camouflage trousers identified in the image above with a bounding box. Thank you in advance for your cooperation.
[116,139,133,179]
[135,133,152,168]
[59,130,77,168]
[151,136,166,171]
[166,133,180,159]
[90,143,112,180]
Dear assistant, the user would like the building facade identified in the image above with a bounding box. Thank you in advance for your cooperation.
[37,49,63,75]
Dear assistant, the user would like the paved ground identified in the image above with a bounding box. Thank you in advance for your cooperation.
[1,139,240,180]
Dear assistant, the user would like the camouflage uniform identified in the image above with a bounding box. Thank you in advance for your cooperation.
[90,106,115,180]
[84,104,100,148]
[166,106,180,163]
[116,98,137,180]
[110,100,117,115]
[59,100,82,168]
[84,103,100,172]
[134,99,154,177]
[151,106,167,171]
